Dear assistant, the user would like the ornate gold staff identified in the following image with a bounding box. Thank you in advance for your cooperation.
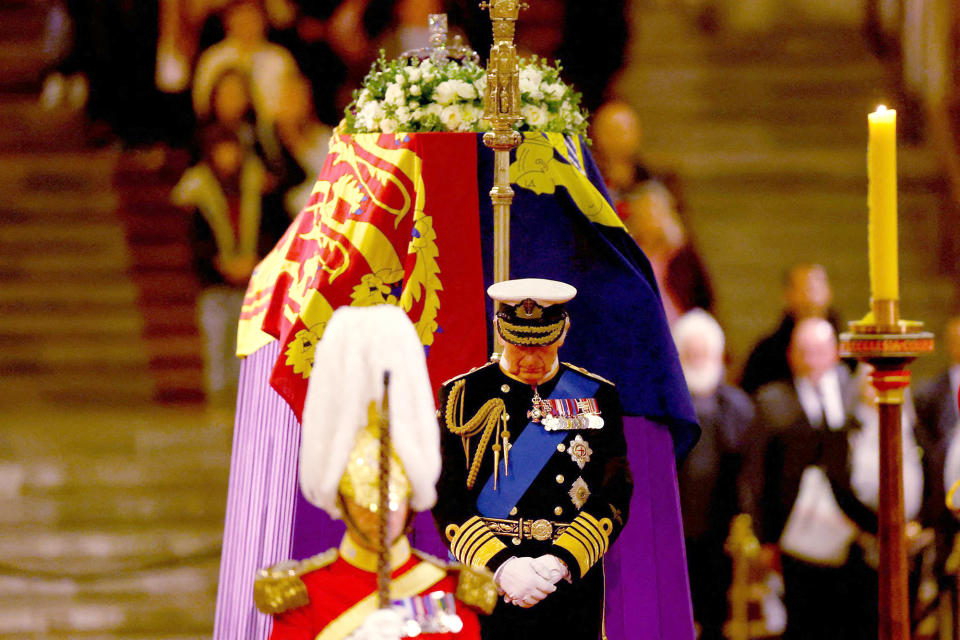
[480,0,527,289]
[376,371,392,609]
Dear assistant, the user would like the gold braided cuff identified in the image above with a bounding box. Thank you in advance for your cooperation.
[552,513,613,577]
[496,318,566,346]
[451,516,508,569]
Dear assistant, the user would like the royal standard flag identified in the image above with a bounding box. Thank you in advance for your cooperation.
[238,130,698,456]
[225,130,700,640]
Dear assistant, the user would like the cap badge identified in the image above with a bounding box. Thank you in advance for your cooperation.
[516,299,543,320]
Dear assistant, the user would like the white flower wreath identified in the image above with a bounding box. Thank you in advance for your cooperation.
[342,52,589,138]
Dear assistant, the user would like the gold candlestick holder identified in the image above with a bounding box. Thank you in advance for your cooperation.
[839,299,934,640]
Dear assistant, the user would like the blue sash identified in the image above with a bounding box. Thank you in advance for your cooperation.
[476,370,600,518]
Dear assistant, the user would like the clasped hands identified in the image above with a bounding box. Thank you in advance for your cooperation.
[494,555,570,608]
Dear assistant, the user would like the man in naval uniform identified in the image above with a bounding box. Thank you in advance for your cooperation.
[432,278,633,640]
[253,305,496,640]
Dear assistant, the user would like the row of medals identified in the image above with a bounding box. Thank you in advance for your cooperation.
[529,389,604,431]
[392,590,463,636]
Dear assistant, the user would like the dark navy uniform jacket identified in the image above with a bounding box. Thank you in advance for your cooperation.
[432,360,633,640]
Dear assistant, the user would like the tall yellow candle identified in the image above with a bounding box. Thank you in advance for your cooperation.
[867,105,899,301]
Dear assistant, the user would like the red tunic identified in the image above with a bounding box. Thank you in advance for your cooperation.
[269,554,483,640]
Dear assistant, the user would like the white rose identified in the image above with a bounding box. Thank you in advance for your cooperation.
[440,104,463,130]
[394,73,405,85]
[543,82,565,101]
[462,103,482,126]
[454,79,477,100]
[519,67,544,96]
[379,117,398,134]
[408,83,421,97]
[419,59,434,81]
[384,83,405,106]
[433,80,458,105]
[474,76,486,97]
[425,103,443,118]
[521,103,549,128]
[395,105,411,125]
[405,66,421,82]
[358,100,385,130]
[356,88,372,106]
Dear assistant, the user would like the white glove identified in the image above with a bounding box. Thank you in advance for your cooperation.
[494,556,557,608]
[346,608,404,640]
[532,554,570,585]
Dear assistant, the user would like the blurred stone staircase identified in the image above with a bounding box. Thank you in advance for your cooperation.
[617,3,956,382]
[0,1,226,637]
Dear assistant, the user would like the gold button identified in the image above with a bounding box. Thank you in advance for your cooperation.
[501,384,510,393]
[512,537,521,546]
[554,506,563,516]
[509,507,518,516]
[557,443,566,452]
[556,474,564,484]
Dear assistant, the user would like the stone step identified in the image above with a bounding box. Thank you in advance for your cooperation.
[0,308,143,335]
[654,145,939,180]
[0,97,87,152]
[0,565,219,600]
[0,149,118,190]
[0,525,224,565]
[0,488,226,528]
[0,592,216,636]
[0,279,139,305]
[0,374,156,408]
[0,219,127,245]
[0,407,229,456]
[10,451,230,494]
[0,339,157,368]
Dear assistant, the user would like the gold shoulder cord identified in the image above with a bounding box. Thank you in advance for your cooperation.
[444,379,505,489]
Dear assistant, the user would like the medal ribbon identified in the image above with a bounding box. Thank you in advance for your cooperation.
[476,370,600,518]
[544,397,598,417]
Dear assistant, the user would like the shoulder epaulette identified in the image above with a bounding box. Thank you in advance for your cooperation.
[563,362,616,387]
[441,361,495,387]
[450,562,498,615]
[253,548,338,614]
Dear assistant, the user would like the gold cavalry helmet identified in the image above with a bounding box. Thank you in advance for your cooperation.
[338,400,413,513]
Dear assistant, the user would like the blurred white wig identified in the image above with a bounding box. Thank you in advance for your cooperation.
[299,304,440,519]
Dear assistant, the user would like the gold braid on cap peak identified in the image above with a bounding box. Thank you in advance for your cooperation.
[496,317,566,346]
[443,379,505,489]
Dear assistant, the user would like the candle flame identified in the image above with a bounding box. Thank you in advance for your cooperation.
[875,104,887,113]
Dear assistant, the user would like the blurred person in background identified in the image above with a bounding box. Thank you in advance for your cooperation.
[262,72,332,218]
[620,182,714,325]
[171,123,287,406]
[740,263,845,396]
[192,0,301,139]
[742,317,898,640]
[590,98,686,214]
[196,66,258,156]
[916,316,960,604]
[672,309,753,640]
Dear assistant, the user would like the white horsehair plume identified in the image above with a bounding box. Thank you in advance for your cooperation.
[299,304,440,519]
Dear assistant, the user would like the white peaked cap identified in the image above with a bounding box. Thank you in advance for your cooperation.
[486,278,577,305]
[299,304,440,519]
